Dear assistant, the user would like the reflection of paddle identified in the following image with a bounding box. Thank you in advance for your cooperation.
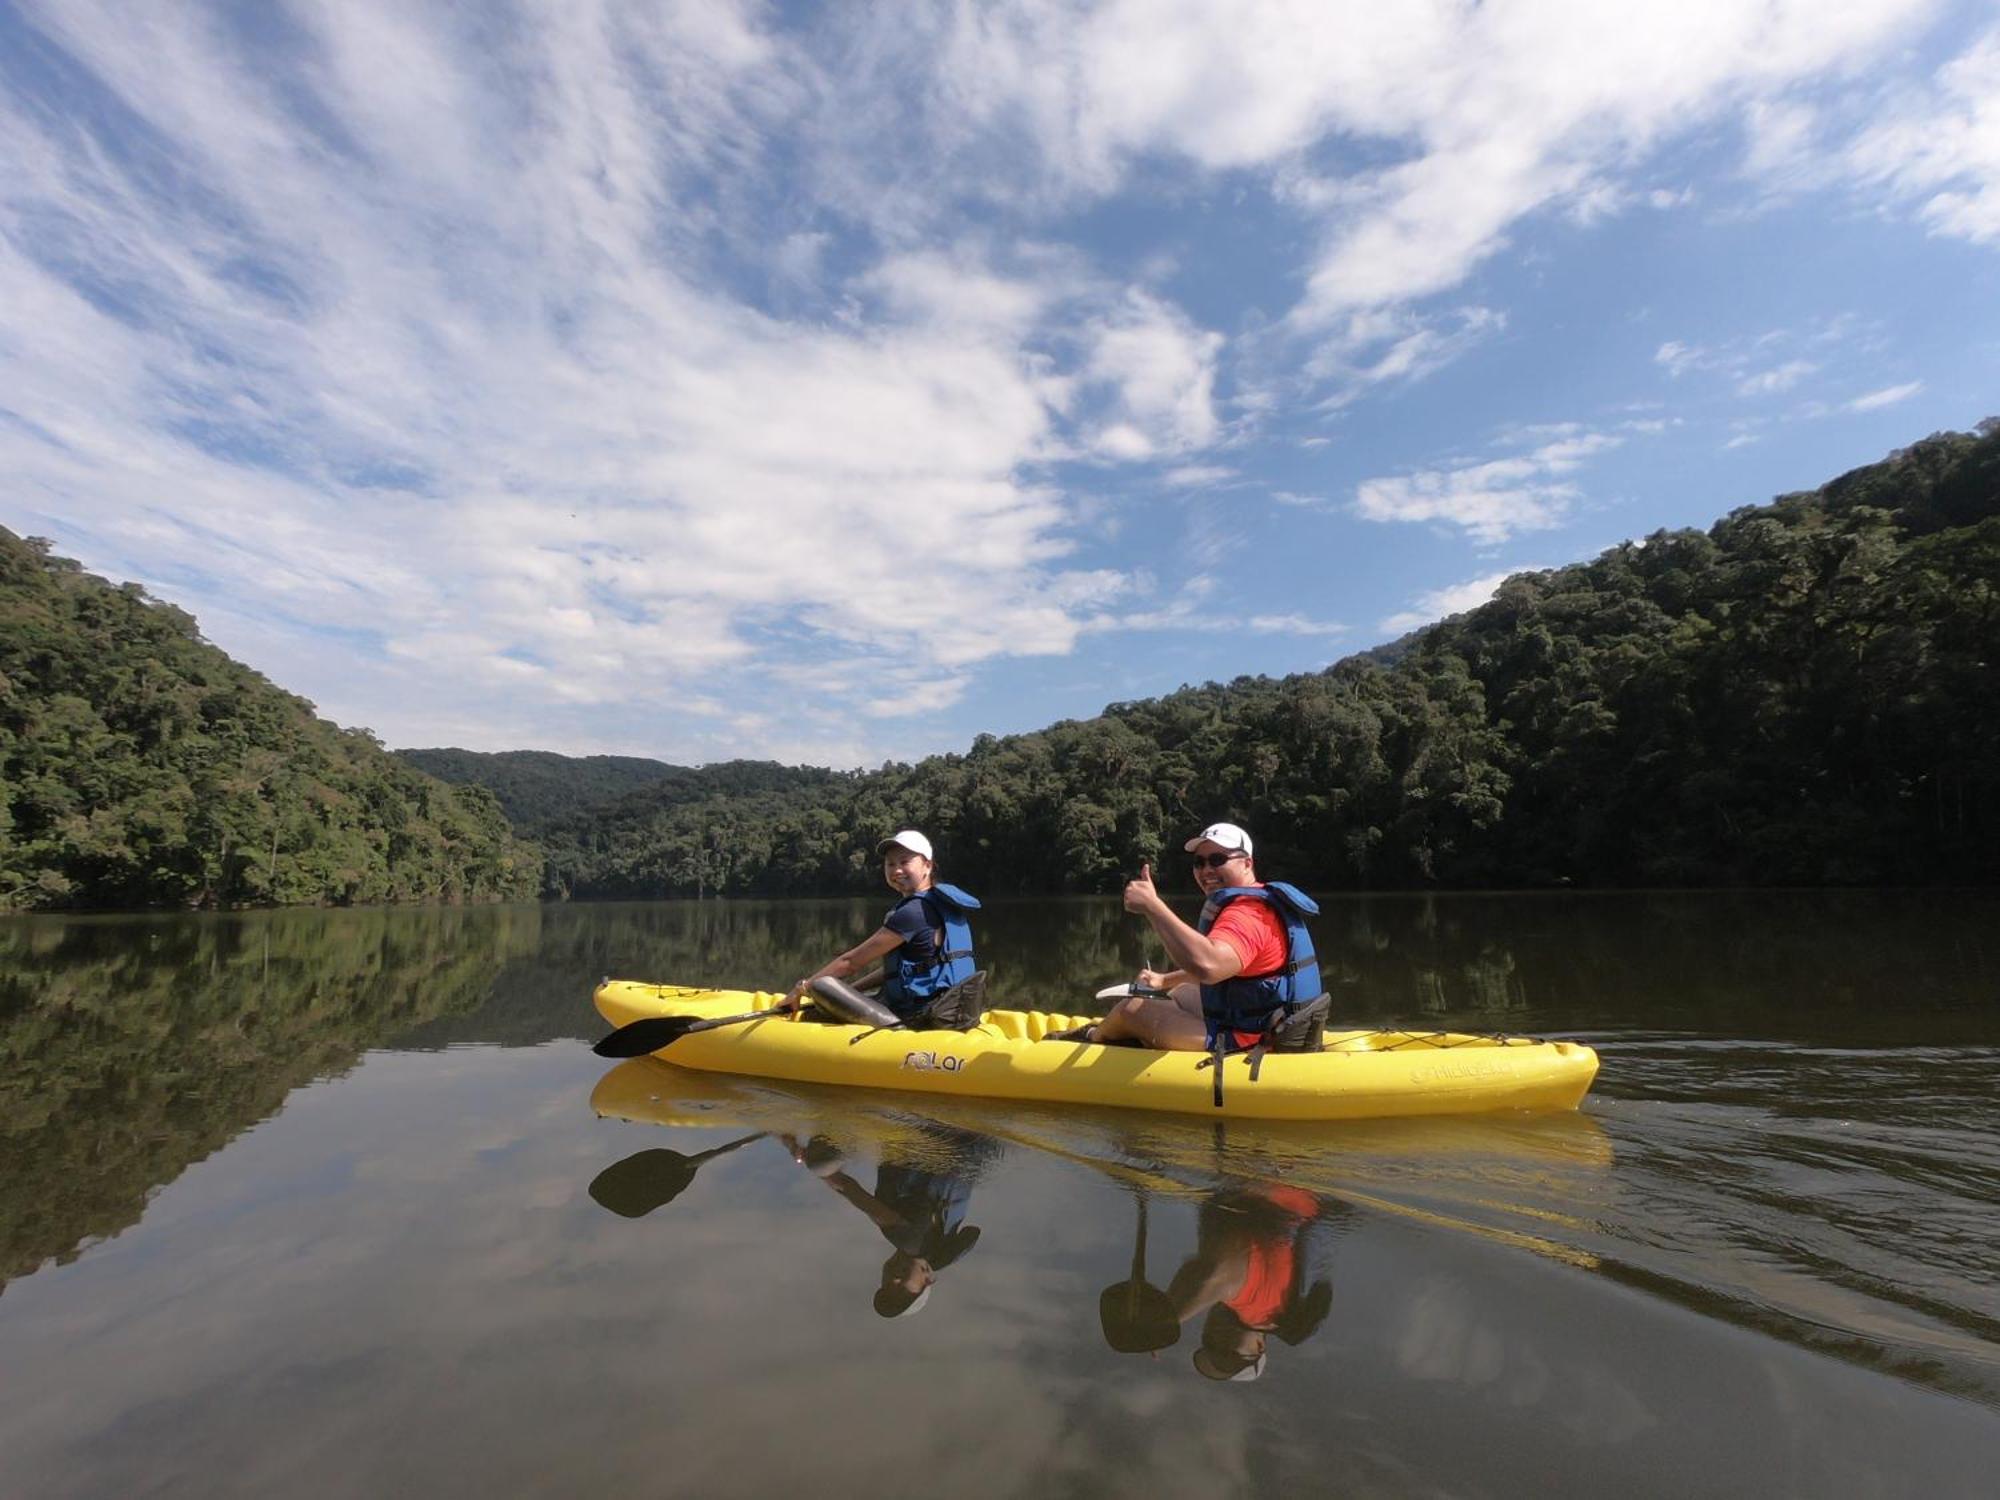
[593,1006,807,1059]
[588,1133,767,1217]
[1098,1195,1180,1354]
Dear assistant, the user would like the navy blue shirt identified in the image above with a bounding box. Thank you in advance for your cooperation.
[883,892,941,970]
[872,1163,974,1261]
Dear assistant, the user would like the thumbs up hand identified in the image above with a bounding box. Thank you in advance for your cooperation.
[1122,861,1159,914]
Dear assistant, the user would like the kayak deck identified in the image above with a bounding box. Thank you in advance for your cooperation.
[594,981,1600,1122]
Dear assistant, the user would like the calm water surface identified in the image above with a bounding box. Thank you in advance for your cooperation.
[2,892,1996,1497]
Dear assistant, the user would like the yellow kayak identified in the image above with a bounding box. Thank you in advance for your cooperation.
[593,981,1601,1121]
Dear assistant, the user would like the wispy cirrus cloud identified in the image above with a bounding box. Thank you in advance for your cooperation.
[0,1,1220,755]
[1845,25,2000,245]
[811,1,1944,401]
[1246,613,1349,639]
[1354,431,1624,545]
[1161,465,1236,489]
[0,0,1985,762]
[1654,315,1877,406]
[1737,359,1821,396]
[1847,380,1926,411]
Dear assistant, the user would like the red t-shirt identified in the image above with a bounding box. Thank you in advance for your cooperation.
[1208,891,1287,979]
[1223,1185,1319,1328]
[1208,891,1289,1049]
[1226,1237,1296,1330]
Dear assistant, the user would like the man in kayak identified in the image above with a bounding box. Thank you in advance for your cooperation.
[1067,821,1324,1057]
[783,829,983,1023]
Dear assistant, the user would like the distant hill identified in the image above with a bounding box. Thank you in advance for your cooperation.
[396,747,844,843]
[396,748,680,832]
[0,531,540,910]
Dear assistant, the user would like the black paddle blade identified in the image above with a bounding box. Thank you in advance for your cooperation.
[592,1005,801,1057]
[591,1015,698,1057]
[588,1148,700,1217]
[1099,1280,1180,1354]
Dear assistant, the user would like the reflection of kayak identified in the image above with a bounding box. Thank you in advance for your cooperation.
[590,1058,1613,1266]
[593,981,1600,1121]
[590,1057,1612,1174]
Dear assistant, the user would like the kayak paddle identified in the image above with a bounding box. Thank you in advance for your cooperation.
[587,1133,768,1217]
[1098,1194,1180,1354]
[592,1005,807,1059]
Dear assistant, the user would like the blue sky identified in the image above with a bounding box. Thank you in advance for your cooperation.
[3,1,1996,767]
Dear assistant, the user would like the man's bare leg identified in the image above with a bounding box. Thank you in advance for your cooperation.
[1092,982,1207,1049]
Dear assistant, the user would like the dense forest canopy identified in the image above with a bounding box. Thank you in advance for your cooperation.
[520,422,1999,898]
[0,531,540,910]
[6,422,1996,909]
[397,747,839,837]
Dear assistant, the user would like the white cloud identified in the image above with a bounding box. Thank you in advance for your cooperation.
[1162,464,1236,488]
[1847,380,1925,411]
[1246,613,1348,638]
[1076,289,1223,458]
[1741,98,1824,181]
[1271,1,1934,323]
[0,0,1238,757]
[1354,432,1623,545]
[0,1,1984,761]
[1656,340,1704,377]
[1654,317,1873,403]
[1379,568,1544,634]
[1846,27,2000,245]
[1737,359,1820,395]
[818,1,1941,397]
[1306,305,1507,407]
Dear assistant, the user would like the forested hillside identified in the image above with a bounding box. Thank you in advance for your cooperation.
[537,422,2000,897]
[396,747,677,831]
[0,531,540,910]
[9,423,1995,909]
[396,747,838,837]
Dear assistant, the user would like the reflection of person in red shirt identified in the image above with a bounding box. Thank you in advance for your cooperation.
[1167,1183,1332,1382]
[1081,821,1284,1050]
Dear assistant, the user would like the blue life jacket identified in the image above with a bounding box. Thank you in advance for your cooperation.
[879,882,981,1008]
[1196,882,1322,1046]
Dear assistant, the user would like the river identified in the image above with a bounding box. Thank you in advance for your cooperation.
[2,891,1995,1497]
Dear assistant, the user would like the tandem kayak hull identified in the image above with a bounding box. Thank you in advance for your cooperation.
[593,981,1600,1121]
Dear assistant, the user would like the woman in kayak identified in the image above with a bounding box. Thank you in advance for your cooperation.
[783,829,982,1022]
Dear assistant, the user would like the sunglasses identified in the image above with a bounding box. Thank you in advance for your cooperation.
[1189,851,1245,870]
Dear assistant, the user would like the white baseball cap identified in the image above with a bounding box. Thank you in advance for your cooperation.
[1194,1346,1267,1381]
[876,829,935,860]
[1184,822,1253,857]
[881,1283,931,1319]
